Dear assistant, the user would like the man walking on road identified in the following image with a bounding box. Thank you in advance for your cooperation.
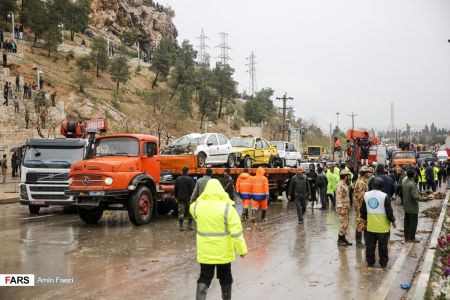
[316,166,328,210]
[306,163,318,209]
[360,177,396,268]
[236,169,253,220]
[403,169,426,243]
[425,162,435,192]
[336,169,353,246]
[251,167,270,222]
[1,154,7,184]
[353,166,369,247]
[191,168,213,202]
[190,179,247,300]
[174,167,195,231]
[369,164,395,199]
[289,168,311,224]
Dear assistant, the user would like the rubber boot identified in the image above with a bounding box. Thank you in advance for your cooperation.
[337,235,346,246]
[221,284,232,300]
[250,209,257,223]
[343,235,353,246]
[355,231,363,247]
[242,208,249,221]
[261,210,267,221]
[187,218,194,231]
[196,283,208,300]
[179,220,185,232]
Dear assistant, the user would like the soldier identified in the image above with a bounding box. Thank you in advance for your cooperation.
[353,166,369,247]
[336,169,353,246]
[174,167,195,231]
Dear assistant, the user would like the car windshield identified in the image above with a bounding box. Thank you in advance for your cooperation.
[271,141,284,150]
[230,138,254,148]
[171,134,206,146]
[417,152,433,159]
[308,147,321,156]
[94,137,139,157]
[23,146,84,168]
[393,152,415,159]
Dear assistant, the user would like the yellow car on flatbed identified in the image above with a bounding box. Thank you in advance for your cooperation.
[230,136,279,168]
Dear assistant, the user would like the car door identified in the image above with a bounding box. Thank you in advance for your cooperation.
[217,134,231,163]
[288,143,301,166]
[254,139,265,164]
[261,139,272,165]
[206,134,220,164]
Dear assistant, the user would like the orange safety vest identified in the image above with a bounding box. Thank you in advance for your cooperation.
[335,140,341,148]
[252,167,269,201]
[236,173,253,200]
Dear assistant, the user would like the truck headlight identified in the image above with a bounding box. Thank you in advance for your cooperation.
[104,177,114,186]
[68,177,73,185]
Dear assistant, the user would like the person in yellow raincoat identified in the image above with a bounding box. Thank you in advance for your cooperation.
[190,179,248,300]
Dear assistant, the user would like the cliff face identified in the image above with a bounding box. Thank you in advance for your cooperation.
[90,0,178,50]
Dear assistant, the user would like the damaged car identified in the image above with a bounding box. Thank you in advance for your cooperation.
[161,133,235,168]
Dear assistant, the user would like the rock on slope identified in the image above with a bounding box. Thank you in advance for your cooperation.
[90,0,178,50]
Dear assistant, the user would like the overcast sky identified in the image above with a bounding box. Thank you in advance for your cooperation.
[162,0,450,132]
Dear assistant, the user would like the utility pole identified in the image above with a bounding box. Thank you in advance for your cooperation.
[216,32,231,66]
[348,112,357,130]
[246,51,257,96]
[197,29,209,67]
[336,112,340,129]
[276,93,294,141]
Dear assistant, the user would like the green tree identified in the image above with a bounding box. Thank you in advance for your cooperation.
[66,0,90,41]
[169,40,197,100]
[121,29,140,47]
[90,36,109,77]
[109,55,130,92]
[23,0,48,46]
[0,0,16,21]
[244,88,275,124]
[150,38,176,88]
[43,25,61,57]
[211,63,237,119]
[75,55,92,92]
[198,85,219,130]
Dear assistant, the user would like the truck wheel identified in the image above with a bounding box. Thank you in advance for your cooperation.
[227,154,236,168]
[197,152,207,168]
[29,205,40,214]
[128,186,154,226]
[268,156,275,168]
[78,206,104,224]
[243,156,252,169]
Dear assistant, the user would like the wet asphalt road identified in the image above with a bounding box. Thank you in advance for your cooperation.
[0,189,446,300]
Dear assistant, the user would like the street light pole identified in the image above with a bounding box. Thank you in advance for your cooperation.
[136,41,140,67]
[8,12,15,41]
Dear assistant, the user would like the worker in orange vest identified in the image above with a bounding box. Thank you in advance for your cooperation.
[251,167,270,222]
[236,168,253,220]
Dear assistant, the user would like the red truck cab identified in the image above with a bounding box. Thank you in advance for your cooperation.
[67,134,161,225]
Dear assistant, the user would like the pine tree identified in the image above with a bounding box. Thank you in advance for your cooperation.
[109,55,130,92]
[150,38,176,88]
[90,36,109,77]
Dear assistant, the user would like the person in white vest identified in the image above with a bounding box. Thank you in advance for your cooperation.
[360,177,396,268]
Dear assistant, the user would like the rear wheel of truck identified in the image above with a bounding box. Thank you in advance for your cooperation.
[197,152,207,168]
[78,206,104,224]
[128,186,154,226]
[28,205,40,214]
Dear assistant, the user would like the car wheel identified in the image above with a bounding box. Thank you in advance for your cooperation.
[281,158,286,168]
[197,152,207,168]
[296,160,300,168]
[78,206,104,224]
[29,205,40,214]
[128,186,154,226]
[244,156,252,169]
[269,156,275,168]
[227,154,236,168]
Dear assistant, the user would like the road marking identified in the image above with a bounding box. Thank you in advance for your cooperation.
[369,243,414,300]
[21,214,56,220]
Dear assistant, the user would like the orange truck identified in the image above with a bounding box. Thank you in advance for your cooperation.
[391,151,416,167]
[345,129,379,169]
[66,133,296,226]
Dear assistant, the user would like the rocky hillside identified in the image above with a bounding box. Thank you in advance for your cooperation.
[90,0,178,50]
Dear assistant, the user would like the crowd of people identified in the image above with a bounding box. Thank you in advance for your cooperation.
[173,157,448,299]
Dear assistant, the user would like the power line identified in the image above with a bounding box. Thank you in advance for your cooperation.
[216,32,231,66]
[196,29,209,67]
[336,112,340,129]
[276,93,294,141]
[246,51,256,95]
[348,112,357,130]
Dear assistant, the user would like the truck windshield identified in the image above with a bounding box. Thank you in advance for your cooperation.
[230,138,255,148]
[271,141,284,151]
[393,152,415,159]
[94,137,139,157]
[308,147,321,156]
[23,146,84,168]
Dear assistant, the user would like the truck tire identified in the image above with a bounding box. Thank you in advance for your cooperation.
[227,154,236,168]
[128,186,154,226]
[243,156,252,169]
[78,206,104,224]
[268,156,275,168]
[197,152,207,168]
[29,205,40,214]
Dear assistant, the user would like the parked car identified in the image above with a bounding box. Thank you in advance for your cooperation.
[161,133,235,167]
[270,141,301,168]
[436,150,449,163]
[416,151,436,165]
[230,136,279,168]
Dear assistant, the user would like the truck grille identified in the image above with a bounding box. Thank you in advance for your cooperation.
[72,175,103,187]
[29,186,67,192]
[26,172,69,183]
[31,194,70,200]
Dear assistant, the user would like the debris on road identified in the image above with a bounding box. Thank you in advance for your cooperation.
[422,206,442,220]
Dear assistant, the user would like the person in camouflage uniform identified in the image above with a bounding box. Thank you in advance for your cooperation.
[365,167,374,185]
[336,169,353,246]
[353,166,369,247]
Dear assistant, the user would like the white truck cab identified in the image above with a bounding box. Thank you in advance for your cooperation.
[270,141,301,168]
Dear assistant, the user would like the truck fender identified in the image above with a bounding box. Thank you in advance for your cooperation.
[129,173,157,194]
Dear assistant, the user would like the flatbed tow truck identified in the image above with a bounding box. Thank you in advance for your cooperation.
[66,133,296,226]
